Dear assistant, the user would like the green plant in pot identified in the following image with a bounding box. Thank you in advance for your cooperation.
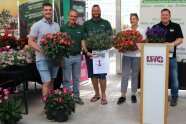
[0,87,22,124]
[43,88,76,122]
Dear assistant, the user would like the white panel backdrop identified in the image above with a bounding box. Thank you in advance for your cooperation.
[140,1,186,61]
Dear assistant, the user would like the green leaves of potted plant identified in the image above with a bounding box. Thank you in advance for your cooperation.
[0,87,22,124]
[43,88,76,122]
[86,33,114,51]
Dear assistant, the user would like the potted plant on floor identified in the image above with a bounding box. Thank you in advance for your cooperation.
[43,88,76,122]
[0,87,22,124]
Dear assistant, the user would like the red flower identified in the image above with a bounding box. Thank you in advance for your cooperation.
[2,35,8,40]
[69,90,74,95]
[40,32,73,60]
[58,39,64,44]
[5,41,10,45]
[55,32,61,37]
[21,41,25,45]
[49,90,56,95]
[45,33,53,39]
[63,88,68,94]
[114,30,143,53]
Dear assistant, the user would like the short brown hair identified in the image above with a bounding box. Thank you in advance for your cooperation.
[68,9,78,16]
[161,8,171,14]
[92,4,100,9]
[130,13,139,20]
[42,2,52,9]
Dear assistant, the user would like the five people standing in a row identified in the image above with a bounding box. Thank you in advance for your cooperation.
[28,3,183,108]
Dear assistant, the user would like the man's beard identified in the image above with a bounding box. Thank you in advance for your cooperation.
[44,14,52,20]
[92,14,101,21]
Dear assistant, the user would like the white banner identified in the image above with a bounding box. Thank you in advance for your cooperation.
[140,0,186,61]
[92,50,109,74]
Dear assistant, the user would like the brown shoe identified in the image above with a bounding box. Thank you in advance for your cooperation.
[74,97,84,105]
[170,97,177,106]
[90,96,101,102]
[101,99,108,105]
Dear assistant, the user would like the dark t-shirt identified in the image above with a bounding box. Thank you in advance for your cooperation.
[60,23,83,55]
[82,18,113,51]
[153,21,184,57]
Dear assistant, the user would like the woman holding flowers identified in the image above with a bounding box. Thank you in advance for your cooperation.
[117,13,146,104]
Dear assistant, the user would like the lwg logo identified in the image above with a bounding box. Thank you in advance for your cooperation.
[147,56,164,63]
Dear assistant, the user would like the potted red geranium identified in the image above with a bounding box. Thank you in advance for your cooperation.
[114,30,143,53]
[0,35,28,50]
[0,35,17,49]
[40,32,73,65]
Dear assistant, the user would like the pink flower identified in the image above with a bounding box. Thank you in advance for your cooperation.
[0,87,2,91]
[46,33,53,39]
[55,97,64,103]
[3,89,9,95]
[63,88,68,94]
[70,90,74,95]
[55,32,61,37]
[4,95,8,100]
[0,99,2,103]
[42,96,48,102]
[58,98,64,103]
[49,90,56,95]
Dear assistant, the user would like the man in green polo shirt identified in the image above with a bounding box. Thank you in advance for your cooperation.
[82,5,113,105]
[61,9,84,105]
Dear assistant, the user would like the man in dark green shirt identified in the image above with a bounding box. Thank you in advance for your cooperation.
[61,9,84,105]
[82,5,113,105]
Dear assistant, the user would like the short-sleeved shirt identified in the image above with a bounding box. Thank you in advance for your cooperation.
[60,23,83,55]
[29,18,60,61]
[153,21,184,58]
[82,18,113,48]
[82,18,113,77]
[123,26,146,57]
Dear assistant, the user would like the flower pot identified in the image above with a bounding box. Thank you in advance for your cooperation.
[46,111,56,120]
[55,111,68,122]
[1,120,17,124]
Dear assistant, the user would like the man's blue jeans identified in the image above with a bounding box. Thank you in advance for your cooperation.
[169,58,179,98]
[63,54,82,98]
